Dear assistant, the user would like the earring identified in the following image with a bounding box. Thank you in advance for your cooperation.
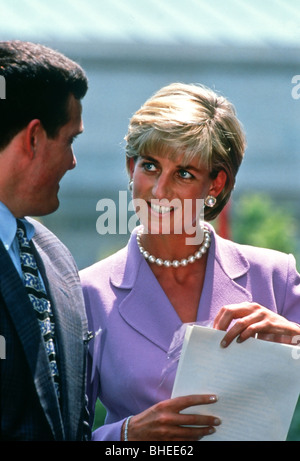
[205,195,217,208]
[129,179,133,192]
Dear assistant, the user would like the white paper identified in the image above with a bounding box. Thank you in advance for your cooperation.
[171,325,300,441]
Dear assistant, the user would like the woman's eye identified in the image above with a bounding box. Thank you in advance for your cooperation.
[142,162,157,172]
[178,169,193,179]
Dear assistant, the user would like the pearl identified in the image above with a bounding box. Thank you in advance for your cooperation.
[205,196,217,207]
[136,226,211,268]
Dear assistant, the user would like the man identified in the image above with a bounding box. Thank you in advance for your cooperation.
[0,41,90,440]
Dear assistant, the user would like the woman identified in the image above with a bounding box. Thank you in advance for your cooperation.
[80,83,300,441]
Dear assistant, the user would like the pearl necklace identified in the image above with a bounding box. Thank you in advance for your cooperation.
[136,226,211,268]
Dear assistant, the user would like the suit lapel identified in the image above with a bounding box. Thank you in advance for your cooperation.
[0,242,64,440]
[119,261,183,352]
[32,233,87,441]
[197,226,252,322]
[111,231,182,353]
[112,226,253,349]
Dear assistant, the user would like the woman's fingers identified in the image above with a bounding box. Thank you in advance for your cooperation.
[170,393,218,412]
[127,394,221,441]
[213,302,300,347]
[213,302,257,332]
[171,394,221,430]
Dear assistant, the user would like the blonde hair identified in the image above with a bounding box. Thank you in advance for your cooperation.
[125,82,246,220]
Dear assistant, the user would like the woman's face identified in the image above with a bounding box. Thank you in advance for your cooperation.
[129,152,225,236]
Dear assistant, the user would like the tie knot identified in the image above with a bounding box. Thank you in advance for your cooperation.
[16,219,30,248]
[16,218,26,232]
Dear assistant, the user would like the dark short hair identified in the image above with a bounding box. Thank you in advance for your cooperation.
[0,40,88,150]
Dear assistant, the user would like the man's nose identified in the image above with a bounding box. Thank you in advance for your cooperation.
[69,151,77,170]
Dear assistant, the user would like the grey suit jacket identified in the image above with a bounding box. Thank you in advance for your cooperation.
[0,218,90,440]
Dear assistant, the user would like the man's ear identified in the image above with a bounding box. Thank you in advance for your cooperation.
[24,119,43,158]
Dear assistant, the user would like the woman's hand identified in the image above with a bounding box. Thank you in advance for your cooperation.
[122,394,221,441]
[213,302,300,347]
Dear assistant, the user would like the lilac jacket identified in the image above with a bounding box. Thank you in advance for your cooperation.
[80,223,300,441]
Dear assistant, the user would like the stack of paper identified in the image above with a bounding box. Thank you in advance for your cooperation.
[171,325,300,441]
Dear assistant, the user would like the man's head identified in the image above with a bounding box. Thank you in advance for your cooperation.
[0,40,88,150]
[0,41,88,217]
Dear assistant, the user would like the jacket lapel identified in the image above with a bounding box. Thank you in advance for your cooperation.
[0,242,64,440]
[111,230,182,353]
[32,233,87,441]
[198,224,252,322]
[112,226,252,349]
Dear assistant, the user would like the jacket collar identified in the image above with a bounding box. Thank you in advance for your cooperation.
[110,226,143,289]
[110,224,252,352]
[31,220,87,441]
[1,216,87,440]
[110,224,250,288]
[197,223,252,322]
[0,240,65,440]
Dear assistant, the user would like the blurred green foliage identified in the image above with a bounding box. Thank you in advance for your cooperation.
[232,193,298,258]
[93,400,107,431]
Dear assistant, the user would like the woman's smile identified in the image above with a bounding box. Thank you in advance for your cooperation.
[149,201,175,215]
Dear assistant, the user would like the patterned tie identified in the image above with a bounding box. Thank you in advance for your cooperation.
[16,219,60,400]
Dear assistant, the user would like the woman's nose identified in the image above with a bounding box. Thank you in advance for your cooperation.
[152,174,171,199]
